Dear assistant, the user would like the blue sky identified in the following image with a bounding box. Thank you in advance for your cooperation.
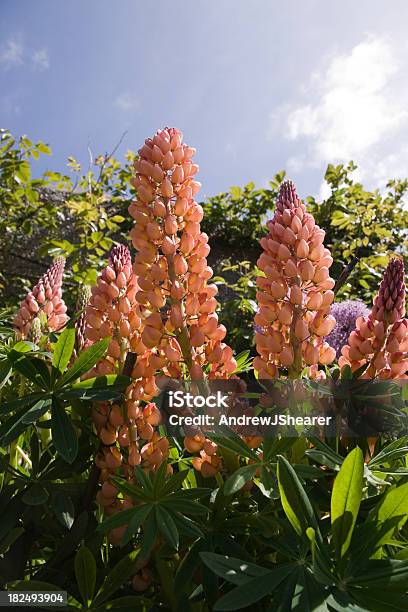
[1,0,408,200]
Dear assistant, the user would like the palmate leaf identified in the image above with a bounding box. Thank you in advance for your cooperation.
[331,446,364,560]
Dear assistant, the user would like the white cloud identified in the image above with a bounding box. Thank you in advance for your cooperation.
[32,48,50,71]
[0,35,24,69]
[114,93,139,112]
[0,91,22,115]
[270,34,408,188]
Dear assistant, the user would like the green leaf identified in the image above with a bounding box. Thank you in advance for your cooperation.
[0,409,31,445]
[93,549,141,606]
[51,398,78,463]
[7,351,50,389]
[374,481,408,527]
[210,432,258,461]
[140,511,157,559]
[350,587,408,612]
[56,337,110,388]
[211,563,295,611]
[109,476,151,503]
[0,359,12,389]
[36,141,51,155]
[200,552,271,585]
[155,505,179,549]
[121,504,152,546]
[331,446,364,559]
[224,464,259,496]
[0,392,50,415]
[52,492,75,529]
[52,327,76,374]
[175,539,206,593]
[161,497,208,515]
[159,468,190,496]
[172,512,204,539]
[277,455,318,539]
[349,559,408,591]
[97,505,148,534]
[75,545,96,606]
[22,484,48,505]
[21,397,51,424]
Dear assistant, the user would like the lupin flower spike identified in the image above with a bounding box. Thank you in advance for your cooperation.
[339,258,408,378]
[85,244,142,376]
[14,257,68,338]
[128,127,239,476]
[254,180,336,379]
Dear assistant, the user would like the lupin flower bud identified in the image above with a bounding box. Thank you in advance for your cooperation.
[28,316,42,345]
[339,258,408,379]
[14,257,68,339]
[255,180,336,379]
[74,285,92,353]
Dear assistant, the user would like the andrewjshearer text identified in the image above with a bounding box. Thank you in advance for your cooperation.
[168,414,333,427]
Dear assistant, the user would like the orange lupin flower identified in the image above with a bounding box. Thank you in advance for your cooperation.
[85,244,143,376]
[339,258,408,379]
[14,257,68,339]
[129,127,236,381]
[129,127,238,476]
[254,180,336,379]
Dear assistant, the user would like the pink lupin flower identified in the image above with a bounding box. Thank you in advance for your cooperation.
[254,180,336,379]
[14,257,68,339]
[339,258,408,378]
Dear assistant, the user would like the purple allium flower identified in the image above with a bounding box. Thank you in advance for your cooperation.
[326,300,370,358]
